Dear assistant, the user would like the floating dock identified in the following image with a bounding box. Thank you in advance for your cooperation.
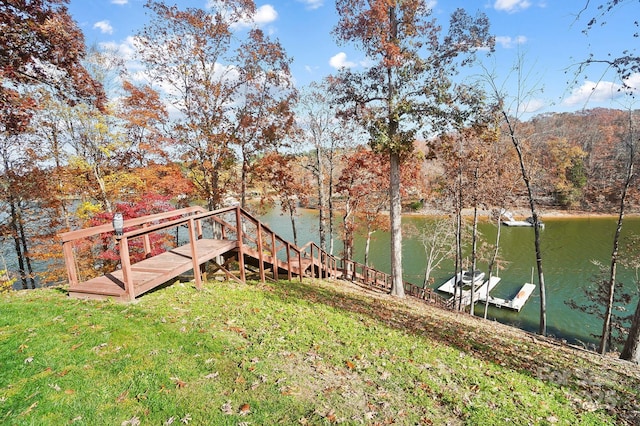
[437,274,535,312]
[438,275,501,308]
[478,283,536,312]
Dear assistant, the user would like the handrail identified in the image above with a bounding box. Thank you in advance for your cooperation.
[60,205,448,308]
[59,206,206,242]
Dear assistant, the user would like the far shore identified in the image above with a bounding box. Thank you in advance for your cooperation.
[408,206,639,220]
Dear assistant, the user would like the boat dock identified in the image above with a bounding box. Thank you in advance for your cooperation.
[438,275,502,308]
[478,283,536,312]
[437,274,535,312]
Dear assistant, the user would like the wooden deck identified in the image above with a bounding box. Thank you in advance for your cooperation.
[60,206,325,302]
[69,239,238,301]
[59,205,449,309]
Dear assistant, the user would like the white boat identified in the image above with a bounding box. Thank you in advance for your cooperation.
[501,211,545,228]
[460,270,485,286]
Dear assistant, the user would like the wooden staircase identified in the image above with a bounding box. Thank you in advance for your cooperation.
[59,206,448,308]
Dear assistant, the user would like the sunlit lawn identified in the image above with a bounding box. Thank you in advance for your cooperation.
[0,278,635,425]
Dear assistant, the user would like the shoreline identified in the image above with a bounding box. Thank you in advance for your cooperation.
[408,207,637,220]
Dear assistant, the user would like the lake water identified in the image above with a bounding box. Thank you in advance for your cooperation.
[259,208,640,349]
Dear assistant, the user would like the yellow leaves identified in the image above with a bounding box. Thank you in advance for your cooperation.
[75,201,102,221]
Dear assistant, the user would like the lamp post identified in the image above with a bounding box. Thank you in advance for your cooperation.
[113,212,124,237]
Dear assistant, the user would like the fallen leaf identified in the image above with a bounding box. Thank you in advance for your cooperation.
[221,400,233,415]
[171,377,187,388]
[121,416,140,426]
[116,390,129,403]
[345,360,355,370]
[238,403,250,415]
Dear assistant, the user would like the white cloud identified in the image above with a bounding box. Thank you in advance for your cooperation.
[297,0,323,10]
[562,80,623,107]
[519,98,545,114]
[253,4,278,25]
[99,36,137,61]
[225,4,278,28]
[494,0,531,13]
[111,0,128,4]
[495,35,527,49]
[93,20,114,35]
[329,52,356,69]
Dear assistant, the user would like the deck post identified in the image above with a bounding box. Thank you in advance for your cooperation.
[325,252,330,279]
[310,244,315,278]
[118,236,135,301]
[286,243,292,281]
[62,241,79,288]
[142,224,152,258]
[271,232,278,281]
[297,250,303,282]
[235,207,246,283]
[187,218,202,290]
[257,222,265,283]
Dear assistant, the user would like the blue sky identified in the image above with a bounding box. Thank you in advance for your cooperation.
[67,0,640,118]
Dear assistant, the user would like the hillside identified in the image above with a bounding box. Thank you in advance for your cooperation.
[1,278,639,425]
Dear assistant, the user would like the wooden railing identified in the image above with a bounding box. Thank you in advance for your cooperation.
[337,258,449,308]
[60,205,448,309]
[60,206,209,291]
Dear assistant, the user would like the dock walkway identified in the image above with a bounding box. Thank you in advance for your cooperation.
[437,273,535,312]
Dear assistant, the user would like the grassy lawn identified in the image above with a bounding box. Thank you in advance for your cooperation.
[1,278,638,425]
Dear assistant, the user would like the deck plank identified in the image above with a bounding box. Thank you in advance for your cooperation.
[69,238,238,301]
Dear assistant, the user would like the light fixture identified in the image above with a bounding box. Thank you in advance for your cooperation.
[113,212,124,237]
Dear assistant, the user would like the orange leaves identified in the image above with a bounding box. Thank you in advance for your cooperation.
[228,325,248,339]
[170,377,187,388]
[221,400,252,416]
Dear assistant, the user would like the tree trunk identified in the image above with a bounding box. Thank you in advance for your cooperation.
[621,300,640,364]
[93,164,112,213]
[8,198,28,289]
[600,194,627,354]
[469,203,478,315]
[504,112,547,335]
[364,228,374,267]
[328,152,335,255]
[485,210,503,319]
[315,145,327,251]
[241,154,249,209]
[455,171,463,311]
[389,151,404,297]
[17,209,35,288]
[287,200,298,246]
[342,204,353,261]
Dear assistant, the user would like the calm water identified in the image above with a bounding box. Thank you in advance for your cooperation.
[259,208,640,348]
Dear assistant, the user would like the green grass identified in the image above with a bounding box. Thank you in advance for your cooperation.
[1,279,638,425]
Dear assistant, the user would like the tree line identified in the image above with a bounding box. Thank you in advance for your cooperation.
[1,0,639,363]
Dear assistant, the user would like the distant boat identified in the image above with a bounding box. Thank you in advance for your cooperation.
[458,270,485,287]
[500,210,545,228]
